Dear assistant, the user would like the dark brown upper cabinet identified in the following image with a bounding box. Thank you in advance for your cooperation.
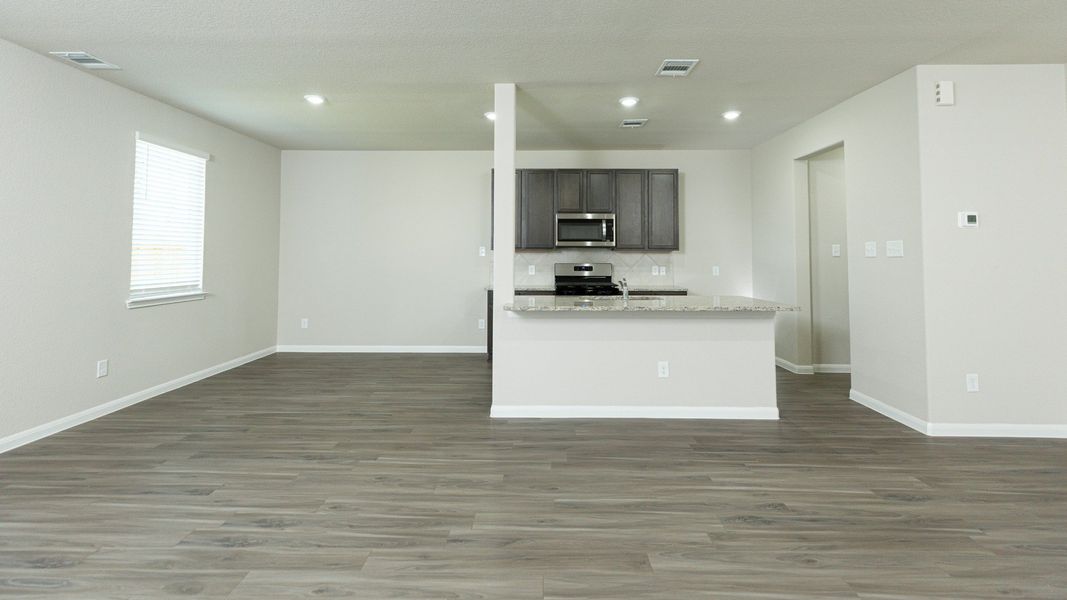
[614,170,647,250]
[521,170,556,249]
[585,170,615,213]
[495,168,678,251]
[554,170,584,213]
[647,169,679,250]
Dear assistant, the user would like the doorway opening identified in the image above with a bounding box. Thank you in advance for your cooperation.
[791,144,851,376]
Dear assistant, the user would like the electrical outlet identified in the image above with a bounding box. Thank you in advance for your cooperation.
[657,361,670,378]
[300,318,309,329]
[712,265,720,277]
[478,319,486,330]
[831,244,841,257]
[96,359,109,378]
[479,246,486,257]
[528,265,536,275]
[966,373,980,392]
[651,265,659,276]
[864,241,877,258]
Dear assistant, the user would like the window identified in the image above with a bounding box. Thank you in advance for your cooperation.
[127,134,209,308]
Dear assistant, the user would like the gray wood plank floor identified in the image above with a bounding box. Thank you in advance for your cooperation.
[1,353,1065,599]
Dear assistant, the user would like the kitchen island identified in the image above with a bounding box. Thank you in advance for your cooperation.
[491,294,797,420]
[505,294,791,312]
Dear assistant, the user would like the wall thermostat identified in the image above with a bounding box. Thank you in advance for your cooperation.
[958,212,979,228]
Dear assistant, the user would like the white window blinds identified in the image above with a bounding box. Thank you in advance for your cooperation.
[128,135,208,306]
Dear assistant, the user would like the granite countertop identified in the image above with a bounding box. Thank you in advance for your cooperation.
[487,285,688,293]
[503,294,799,313]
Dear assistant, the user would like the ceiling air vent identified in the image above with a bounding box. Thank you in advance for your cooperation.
[49,51,121,70]
[619,118,648,129]
[656,59,699,77]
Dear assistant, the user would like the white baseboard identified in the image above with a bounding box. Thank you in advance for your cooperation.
[849,389,928,434]
[814,363,851,374]
[0,346,276,455]
[490,405,779,420]
[926,423,1067,438]
[276,345,486,354]
[849,388,1067,438]
[775,357,814,375]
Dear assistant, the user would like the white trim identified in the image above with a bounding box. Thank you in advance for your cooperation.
[849,388,929,434]
[276,345,486,354]
[849,389,1067,438]
[813,363,851,374]
[136,131,211,161]
[490,405,779,420]
[775,356,814,375]
[926,423,1067,438]
[126,291,207,309]
[0,346,275,455]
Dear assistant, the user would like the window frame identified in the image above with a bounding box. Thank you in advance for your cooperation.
[126,132,211,309]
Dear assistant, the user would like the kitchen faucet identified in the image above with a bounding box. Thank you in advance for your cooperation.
[620,277,629,301]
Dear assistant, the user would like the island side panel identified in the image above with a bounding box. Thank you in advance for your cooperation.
[491,311,777,418]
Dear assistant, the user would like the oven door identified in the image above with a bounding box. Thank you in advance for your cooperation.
[555,213,616,247]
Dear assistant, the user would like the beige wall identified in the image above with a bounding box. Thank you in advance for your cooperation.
[0,39,281,442]
[276,150,753,348]
[751,69,929,420]
[808,146,851,368]
[916,64,1067,429]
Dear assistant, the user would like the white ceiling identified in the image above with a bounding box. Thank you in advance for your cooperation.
[2,0,1066,150]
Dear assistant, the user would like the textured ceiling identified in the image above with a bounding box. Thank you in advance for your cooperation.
[2,0,1066,150]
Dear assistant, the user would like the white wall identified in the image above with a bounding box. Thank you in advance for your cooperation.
[751,69,930,420]
[276,150,753,348]
[276,151,493,348]
[0,39,281,442]
[916,64,1067,428]
[808,146,851,368]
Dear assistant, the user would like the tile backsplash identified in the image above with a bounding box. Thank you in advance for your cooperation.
[514,251,674,287]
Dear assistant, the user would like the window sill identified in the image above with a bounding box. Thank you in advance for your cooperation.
[127,291,207,309]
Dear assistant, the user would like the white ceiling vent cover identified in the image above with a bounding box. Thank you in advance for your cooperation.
[49,51,121,70]
[619,118,649,128]
[656,59,699,77]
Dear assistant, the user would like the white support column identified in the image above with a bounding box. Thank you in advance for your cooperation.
[491,84,516,407]
[492,83,516,308]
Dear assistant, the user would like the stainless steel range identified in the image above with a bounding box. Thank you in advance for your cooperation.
[553,263,621,296]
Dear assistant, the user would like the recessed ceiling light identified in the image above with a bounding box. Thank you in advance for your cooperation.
[304,94,326,105]
[619,96,639,108]
[722,110,742,121]
[484,112,497,121]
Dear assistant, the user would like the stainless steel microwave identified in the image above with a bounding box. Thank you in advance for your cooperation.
[555,213,616,247]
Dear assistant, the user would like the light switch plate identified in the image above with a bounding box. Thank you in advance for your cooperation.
[864,241,877,257]
[886,240,904,257]
[528,265,536,275]
[300,318,309,329]
[658,266,667,276]
[479,246,486,257]
[651,265,659,276]
[966,373,980,392]
[96,359,109,378]
[477,319,486,330]
[657,361,670,378]
[831,244,841,257]
[712,265,720,277]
